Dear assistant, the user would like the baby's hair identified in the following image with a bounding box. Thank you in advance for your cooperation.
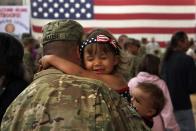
[137,82,165,117]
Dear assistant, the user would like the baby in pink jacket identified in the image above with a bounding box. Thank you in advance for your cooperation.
[128,54,179,131]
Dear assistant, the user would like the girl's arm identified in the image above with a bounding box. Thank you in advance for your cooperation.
[40,55,84,75]
[40,55,127,90]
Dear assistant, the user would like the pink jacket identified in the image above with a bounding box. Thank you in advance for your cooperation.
[128,72,180,131]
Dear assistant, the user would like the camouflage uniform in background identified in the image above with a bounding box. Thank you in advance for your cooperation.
[117,50,142,82]
[1,69,150,131]
[23,48,36,82]
[138,45,147,57]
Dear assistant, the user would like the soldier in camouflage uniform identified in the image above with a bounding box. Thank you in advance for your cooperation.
[1,20,150,131]
[22,37,37,82]
[116,50,141,82]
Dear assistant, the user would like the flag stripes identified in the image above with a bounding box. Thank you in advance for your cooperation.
[30,0,196,45]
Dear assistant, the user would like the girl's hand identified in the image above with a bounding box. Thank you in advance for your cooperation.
[39,55,53,70]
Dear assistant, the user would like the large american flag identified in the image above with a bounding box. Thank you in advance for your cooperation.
[31,0,196,45]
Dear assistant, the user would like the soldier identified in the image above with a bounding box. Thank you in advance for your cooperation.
[22,37,38,82]
[117,38,143,82]
[1,20,150,131]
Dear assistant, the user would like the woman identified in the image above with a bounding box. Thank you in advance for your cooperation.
[0,33,29,123]
[161,31,196,131]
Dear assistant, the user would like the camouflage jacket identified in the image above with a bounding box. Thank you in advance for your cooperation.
[23,48,36,82]
[1,69,150,131]
[117,51,142,82]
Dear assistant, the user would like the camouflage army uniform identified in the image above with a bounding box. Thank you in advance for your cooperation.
[23,48,37,82]
[1,69,150,131]
[117,50,142,82]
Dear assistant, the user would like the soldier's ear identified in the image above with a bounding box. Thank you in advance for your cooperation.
[76,46,80,59]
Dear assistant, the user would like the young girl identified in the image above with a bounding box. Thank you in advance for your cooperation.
[128,54,180,131]
[131,82,165,129]
[40,29,131,101]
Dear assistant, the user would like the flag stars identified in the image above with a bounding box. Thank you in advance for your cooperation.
[32,2,37,7]
[70,0,75,3]
[33,12,38,17]
[86,13,92,18]
[43,12,48,17]
[38,7,43,12]
[59,8,64,13]
[54,2,59,8]
[64,3,69,8]
[48,8,54,13]
[75,3,80,8]
[86,3,91,8]
[54,13,59,18]
[31,0,93,19]
[65,13,70,18]
[81,8,86,13]
[70,8,75,13]
[59,0,64,3]
[43,2,48,8]
[80,0,86,3]
[75,13,81,18]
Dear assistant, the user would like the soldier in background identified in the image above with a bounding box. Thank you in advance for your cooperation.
[146,37,161,57]
[22,37,37,82]
[117,38,143,82]
[139,37,148,56]
[117,34,128,50]
[1,20,150,131]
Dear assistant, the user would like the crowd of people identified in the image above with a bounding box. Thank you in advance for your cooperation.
[0,19,196,131]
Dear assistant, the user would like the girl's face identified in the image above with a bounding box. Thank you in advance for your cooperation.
[131,87,155,118]
[83,44,118,74]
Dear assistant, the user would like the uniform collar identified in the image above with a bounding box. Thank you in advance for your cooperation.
[34,68,63,80]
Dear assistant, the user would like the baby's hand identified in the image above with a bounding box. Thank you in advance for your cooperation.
[39,55,53,70]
